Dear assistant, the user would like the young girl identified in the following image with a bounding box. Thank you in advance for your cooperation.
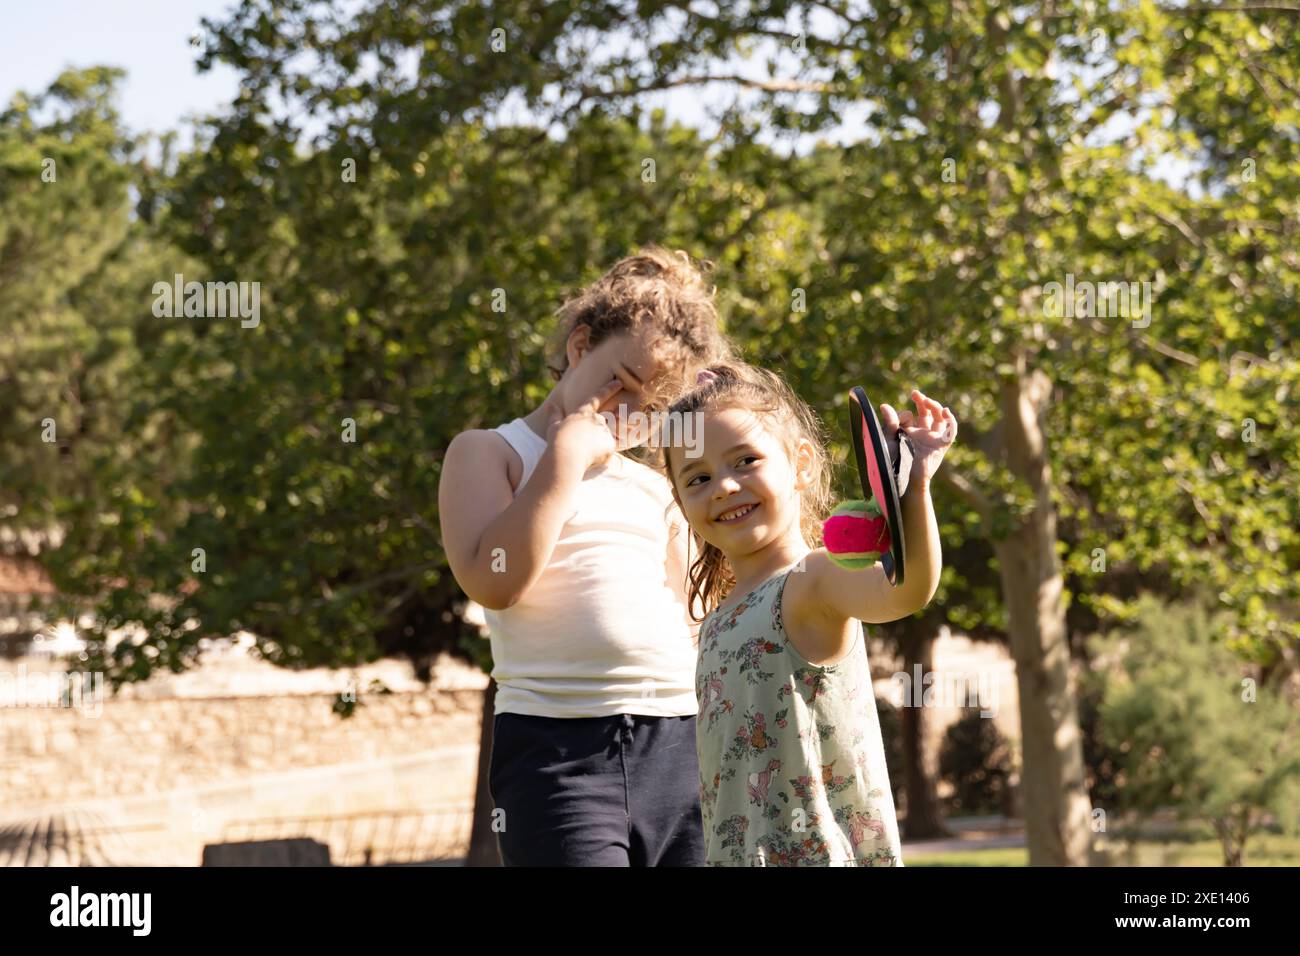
[661,362,958,866]
[438,246,732,866]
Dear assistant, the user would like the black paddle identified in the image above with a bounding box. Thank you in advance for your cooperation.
[848,386,914,586]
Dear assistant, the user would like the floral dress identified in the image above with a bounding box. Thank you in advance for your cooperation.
[695,562,903,866]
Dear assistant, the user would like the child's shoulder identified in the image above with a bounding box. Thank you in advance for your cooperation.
[445,427,524,494]
[780,550,836,620]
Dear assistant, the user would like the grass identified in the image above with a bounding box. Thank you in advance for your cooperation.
[905,826,1300,867]
[906,847,1028,867]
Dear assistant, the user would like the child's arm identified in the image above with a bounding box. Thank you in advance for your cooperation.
[806,475,942,623]
[439,379,623,610]
[804,391,957,634]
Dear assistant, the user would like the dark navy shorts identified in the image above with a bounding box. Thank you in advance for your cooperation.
[488,712,705,867]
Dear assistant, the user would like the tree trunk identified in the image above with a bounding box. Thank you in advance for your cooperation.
[994,358,1093,866]
[465,678,501,866]
[900,624,950,840]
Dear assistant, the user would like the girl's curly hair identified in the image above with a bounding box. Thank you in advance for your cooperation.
[657,362,836,622]
[545,244,733,400]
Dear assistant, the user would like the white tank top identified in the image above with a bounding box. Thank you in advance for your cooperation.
[482,418,698,718]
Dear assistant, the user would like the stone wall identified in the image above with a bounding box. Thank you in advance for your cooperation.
[0,654,488,865]
[1,685,486,811]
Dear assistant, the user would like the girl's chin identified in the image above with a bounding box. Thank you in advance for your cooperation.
[706,523,768,551]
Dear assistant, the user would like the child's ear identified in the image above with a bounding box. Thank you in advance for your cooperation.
[792,438,816,490]
[565,323,592,368]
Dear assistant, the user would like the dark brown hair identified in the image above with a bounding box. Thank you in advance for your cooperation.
[659,362,836,622]
[545,244,732,400]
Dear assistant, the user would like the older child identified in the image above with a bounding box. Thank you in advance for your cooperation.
[439,246,731,865]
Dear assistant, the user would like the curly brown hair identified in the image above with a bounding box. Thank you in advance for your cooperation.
[658,362,837,623]
[545,244,733,400]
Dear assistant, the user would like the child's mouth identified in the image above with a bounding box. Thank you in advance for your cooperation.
[714,503,759,524]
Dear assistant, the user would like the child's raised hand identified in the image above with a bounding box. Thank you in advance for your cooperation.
[547,377,623,472]
[879,389,957,486]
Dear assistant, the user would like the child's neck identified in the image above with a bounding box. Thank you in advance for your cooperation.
[520,388,564,441]
[724,528,810,604]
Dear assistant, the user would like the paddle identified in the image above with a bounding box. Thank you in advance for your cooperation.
[822,386,914,586]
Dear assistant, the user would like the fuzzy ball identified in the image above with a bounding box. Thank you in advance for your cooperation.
[823,499,891,570]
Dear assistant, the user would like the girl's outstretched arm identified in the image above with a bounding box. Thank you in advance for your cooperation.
[807,475,941,624]
[809,390,957,627]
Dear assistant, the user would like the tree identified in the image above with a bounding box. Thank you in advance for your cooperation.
[0,68,181,610]
[1090,596,1300,866]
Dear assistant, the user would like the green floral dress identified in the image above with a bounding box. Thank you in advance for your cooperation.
[696,561,903,866]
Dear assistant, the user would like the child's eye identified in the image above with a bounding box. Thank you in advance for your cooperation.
[738,455,759,466]
[686,473,709,487]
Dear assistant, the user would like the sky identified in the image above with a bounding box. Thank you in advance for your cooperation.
[0,0,242,139]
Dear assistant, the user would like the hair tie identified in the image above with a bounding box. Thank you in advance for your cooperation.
[696,368,719,386]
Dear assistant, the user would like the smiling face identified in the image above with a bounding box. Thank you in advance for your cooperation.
[669,405,813,560]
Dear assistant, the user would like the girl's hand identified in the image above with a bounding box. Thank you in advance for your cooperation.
[880,389,957,487]
[547,378,623,473]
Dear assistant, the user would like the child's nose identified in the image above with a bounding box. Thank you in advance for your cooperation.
[714,475,742,495]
